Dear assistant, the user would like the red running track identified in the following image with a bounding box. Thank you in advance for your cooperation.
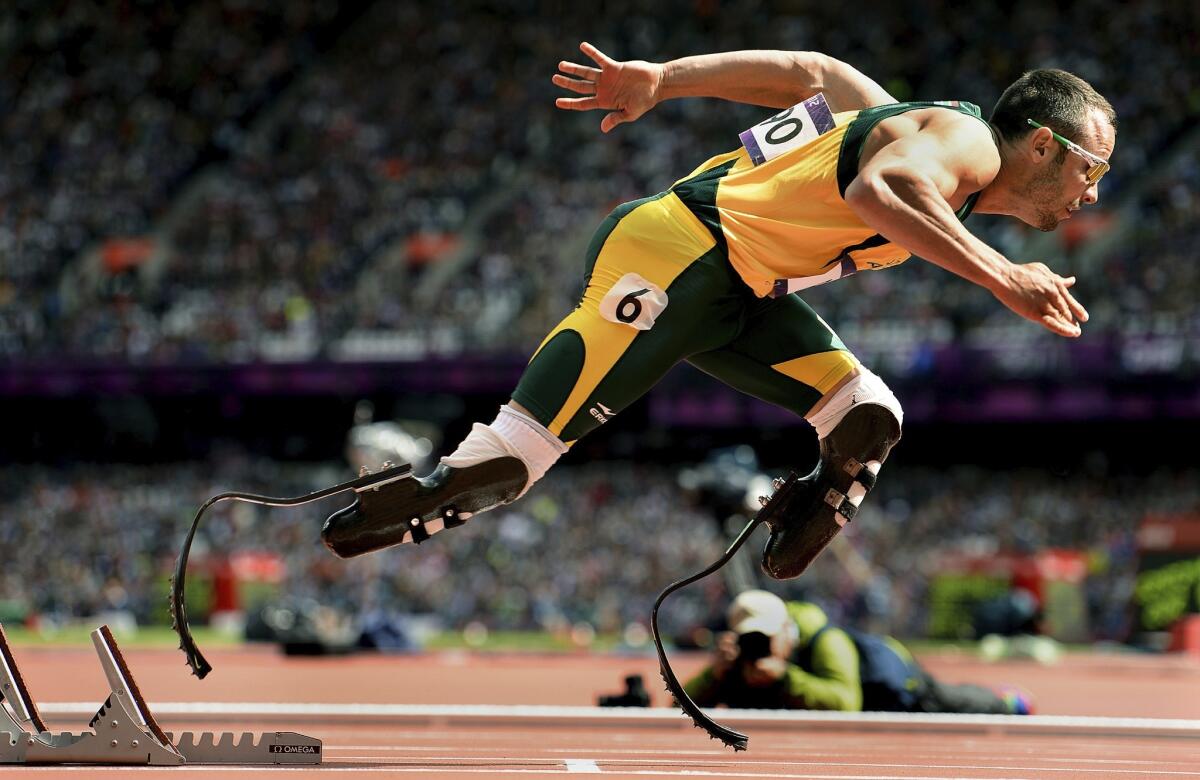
[8,644,1200,778]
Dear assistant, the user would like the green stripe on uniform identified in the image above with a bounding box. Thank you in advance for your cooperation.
[672,159,738,254]
[512,329,586,427]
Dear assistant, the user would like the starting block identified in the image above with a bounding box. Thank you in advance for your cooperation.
[0,623,321,766]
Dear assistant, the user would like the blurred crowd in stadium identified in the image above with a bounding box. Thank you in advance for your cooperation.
[1,1,1196,648]
[2,454,1194,644]
[2,0,1197,367]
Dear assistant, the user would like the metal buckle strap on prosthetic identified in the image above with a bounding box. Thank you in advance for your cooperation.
[169,463,412,678]
[814,400,899,528]
[822,454,878,524]
[803,368,903,525]
[760,404,900,581]
[319,405,550,558]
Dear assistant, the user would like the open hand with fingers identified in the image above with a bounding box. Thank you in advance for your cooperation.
[552,41,664,133]
[992,262,1090,338]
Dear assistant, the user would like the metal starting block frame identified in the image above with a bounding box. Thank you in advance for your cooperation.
[0,623,321,766]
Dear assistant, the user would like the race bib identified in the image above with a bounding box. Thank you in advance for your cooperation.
[599,273,668,331]
[771,257,857,297]
[739,93,836,166]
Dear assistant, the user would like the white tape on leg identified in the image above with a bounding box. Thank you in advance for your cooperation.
[441,423,514,467]
[807,368,903,440]
[442,405,566,499]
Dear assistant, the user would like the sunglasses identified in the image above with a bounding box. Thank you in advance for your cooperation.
[1026,119,1110,185]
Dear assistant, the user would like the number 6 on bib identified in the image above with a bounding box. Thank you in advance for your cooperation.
[599,273,669,331]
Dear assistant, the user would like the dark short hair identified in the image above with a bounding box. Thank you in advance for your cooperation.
[991,69,1116,144]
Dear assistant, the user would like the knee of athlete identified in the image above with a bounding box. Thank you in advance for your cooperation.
[810,366,901,471]
[806,367,903,440]
[805,369,902,510]
[441,403,567,499]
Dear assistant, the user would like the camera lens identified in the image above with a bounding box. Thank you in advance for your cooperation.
[737,631,771,661]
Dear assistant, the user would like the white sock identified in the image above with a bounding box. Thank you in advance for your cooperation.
[442,404,567,499]
[806,367,903,439]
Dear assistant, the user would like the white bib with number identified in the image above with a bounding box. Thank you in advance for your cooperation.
[739,93,836,166]
[599,273,669,331]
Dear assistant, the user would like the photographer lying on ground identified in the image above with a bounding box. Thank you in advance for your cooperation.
[684,590,1032,714]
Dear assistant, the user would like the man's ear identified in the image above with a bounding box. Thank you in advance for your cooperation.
[1030,128,1054,160]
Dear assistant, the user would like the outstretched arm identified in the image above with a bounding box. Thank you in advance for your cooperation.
[658,50,896,113]
[553,42,895,133]
[844,119,1089,338]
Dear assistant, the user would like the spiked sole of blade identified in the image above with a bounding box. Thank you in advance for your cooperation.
[650,516,766,752]
[657,667,748,751]
[168,573,211,679]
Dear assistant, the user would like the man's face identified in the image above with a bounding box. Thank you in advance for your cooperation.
[1018,108,1116,232]
[737,630,796,687]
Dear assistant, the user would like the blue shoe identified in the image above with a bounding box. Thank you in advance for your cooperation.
[995,685,1035,715]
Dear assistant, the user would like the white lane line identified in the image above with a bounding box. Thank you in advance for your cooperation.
[325,746,1199,766]
[323,756,1200,776]
[329,745,727,756]
[564,758,602,773]
[0,769,1097,778]
[36,701,1200,735]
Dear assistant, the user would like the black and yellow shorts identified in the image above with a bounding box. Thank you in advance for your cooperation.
[511,191,859,445]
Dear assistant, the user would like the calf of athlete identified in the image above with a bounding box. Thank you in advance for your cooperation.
[322,44,1116,580]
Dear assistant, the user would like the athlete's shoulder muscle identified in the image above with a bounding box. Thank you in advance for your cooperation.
[859,111,1000,200]
[920,112,1001,193]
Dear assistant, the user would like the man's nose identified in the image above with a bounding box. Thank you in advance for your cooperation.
[1082,182,1099,206]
